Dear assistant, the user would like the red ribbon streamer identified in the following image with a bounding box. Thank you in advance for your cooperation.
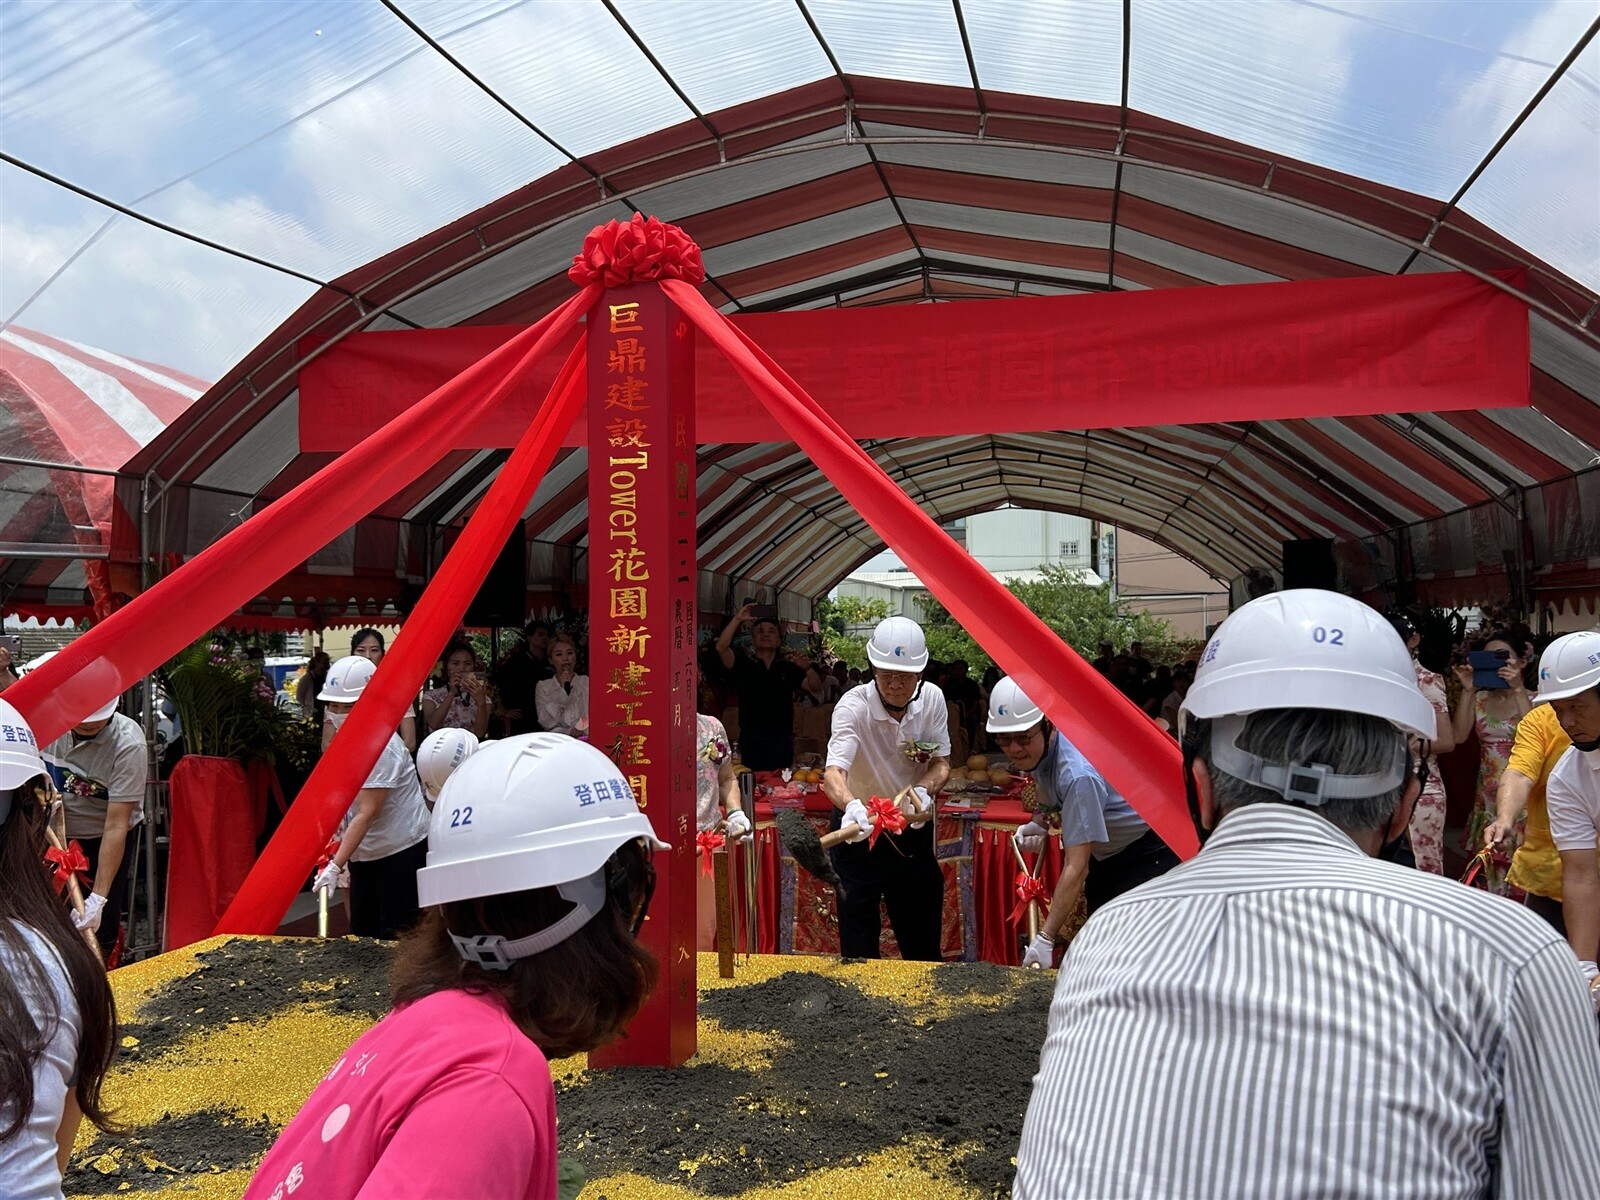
[696,830,725,877]
[865,796,908,849]
[213,324,593,936]
[44,840,89,892]
[1009,872,1052,926]
[5,287,597,746]
[662,276,1198,861]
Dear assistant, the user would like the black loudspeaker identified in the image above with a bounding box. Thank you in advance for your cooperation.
[1281,538,1337,592]
[463,529,527,627]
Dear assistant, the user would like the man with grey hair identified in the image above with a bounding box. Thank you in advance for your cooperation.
[1014,590,1600,1200]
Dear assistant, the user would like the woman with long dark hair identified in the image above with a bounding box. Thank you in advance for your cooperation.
[246,734,666,1199]
[0,699,119,1199]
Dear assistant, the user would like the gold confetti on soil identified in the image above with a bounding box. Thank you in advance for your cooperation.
[68,938,1051,1198]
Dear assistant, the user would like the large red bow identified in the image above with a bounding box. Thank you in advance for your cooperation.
[45,840,90,893]
[864,796,908,849]
[695,829,725,877]
[1009,872,1052,925]
[569,214,706,287]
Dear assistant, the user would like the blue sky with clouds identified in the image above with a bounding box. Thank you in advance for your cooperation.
[1,0,1594,380]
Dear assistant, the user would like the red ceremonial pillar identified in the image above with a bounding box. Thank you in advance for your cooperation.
[585,282,698,1068]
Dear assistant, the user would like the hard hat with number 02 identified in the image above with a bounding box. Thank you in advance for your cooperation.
[0,698,45,823]
[987,676,1045,733]
[1180,589,1435,739]
[416,734,670,966]
[867,615,929,672]
[317,655,376,703]
[415,728,480,803]
[1533,630,1600,703]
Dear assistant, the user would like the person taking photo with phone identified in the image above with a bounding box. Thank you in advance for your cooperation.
[715,603,807,770]
[1451,629,1533,888]
[420,640,491,741]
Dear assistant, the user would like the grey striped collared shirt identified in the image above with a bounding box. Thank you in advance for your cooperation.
[1014,804,1600,1200]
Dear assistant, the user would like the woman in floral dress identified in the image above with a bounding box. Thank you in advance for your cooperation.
[694,711,750,951]
[1450,630,1532,889]
[1389,615,1456,874]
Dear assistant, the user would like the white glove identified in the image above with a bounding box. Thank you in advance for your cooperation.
[313,862,343,895]
[1014,819,1049,853]
[909,786,933,815]
[841,799,872,843]
[724,809,752,840]
[1580,960,1599,1013]
[1021,931,1054,969]
[74,892,107,934]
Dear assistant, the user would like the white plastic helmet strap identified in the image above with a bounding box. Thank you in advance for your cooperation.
[1208,714,1407,807]
[448,869,606,970]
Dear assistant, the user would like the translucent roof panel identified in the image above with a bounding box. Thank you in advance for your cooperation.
[1459,40,1599,292]
[611,0,833,116]
[1129,0,1595,200]
[804,0,972,87]
[962,0,1123,104]
[401,0,693,157]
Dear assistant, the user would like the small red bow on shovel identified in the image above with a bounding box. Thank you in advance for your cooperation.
[696,829,726,877]
[1009,872,1052,926]
[864,796,908,848]
[314,837,340,873]
[44,840,90,893]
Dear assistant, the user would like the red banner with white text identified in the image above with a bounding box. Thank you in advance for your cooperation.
[300,271,1528,451]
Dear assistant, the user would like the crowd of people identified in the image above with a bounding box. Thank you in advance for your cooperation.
[2,591,1597,1200]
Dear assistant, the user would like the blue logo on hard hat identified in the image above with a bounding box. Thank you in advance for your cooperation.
[894,645,905,657]
[997,705,1009,716]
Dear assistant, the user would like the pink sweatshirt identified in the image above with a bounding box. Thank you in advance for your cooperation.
[243,989,557,1200]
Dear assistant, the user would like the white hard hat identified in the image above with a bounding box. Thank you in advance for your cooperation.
[1533,630,1600,703]
[987,676,1044,733]
[1180,590,1435,739]
[866,615,929,672]
[417,734,669,968]
[416,728,480,803]
[0,699,45,822]
[1178,590,1433,807]
[28,651,119,723]
[318,655,376,703]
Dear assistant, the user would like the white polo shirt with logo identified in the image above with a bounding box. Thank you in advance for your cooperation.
[826,681,949,802]
[1546,745,1600,854]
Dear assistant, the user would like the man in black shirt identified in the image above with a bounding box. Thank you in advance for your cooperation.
[493,619,553,735]
[716,603,807,770]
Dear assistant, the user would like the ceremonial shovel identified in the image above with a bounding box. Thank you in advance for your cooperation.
[773,786,936,896]
[713,821,751,979]
[42,818,104,965]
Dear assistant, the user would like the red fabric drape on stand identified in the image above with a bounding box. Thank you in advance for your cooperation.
[972,823,1064,966]
[214,335,591,935]
[5,288,596,746]
[164,756,259,950]
[663,279,1198,859]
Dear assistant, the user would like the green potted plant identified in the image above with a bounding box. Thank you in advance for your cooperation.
[160,637,295,949]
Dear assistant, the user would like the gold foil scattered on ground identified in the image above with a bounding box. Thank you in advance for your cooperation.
[75,939,1019,1198]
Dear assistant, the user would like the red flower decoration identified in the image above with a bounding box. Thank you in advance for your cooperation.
[569,214,706,287]
[695,829,726,877]
[44,840,90,893]
[1008,872,1052,926]
[864,796,909,849]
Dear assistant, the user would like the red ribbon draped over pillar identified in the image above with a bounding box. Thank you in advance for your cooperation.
[660,277,1198,858]
[5,289,597,745]
[213,333,592,935]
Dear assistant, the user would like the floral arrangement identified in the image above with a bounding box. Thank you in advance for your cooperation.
[902,740,941,764]
[701,732,730,763]
[160,637,293,763]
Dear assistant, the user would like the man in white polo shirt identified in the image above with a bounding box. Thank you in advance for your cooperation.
[822,616,950,960]
[1538,629,1600,1007]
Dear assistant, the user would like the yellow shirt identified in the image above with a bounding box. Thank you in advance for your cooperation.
[1505,704,1571,900]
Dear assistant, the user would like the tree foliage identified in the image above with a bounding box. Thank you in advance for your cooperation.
[912,564,1180,671]
[814,595,890,668]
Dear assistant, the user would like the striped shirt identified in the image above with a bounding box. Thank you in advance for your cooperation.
[1014,804,1600,1200]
